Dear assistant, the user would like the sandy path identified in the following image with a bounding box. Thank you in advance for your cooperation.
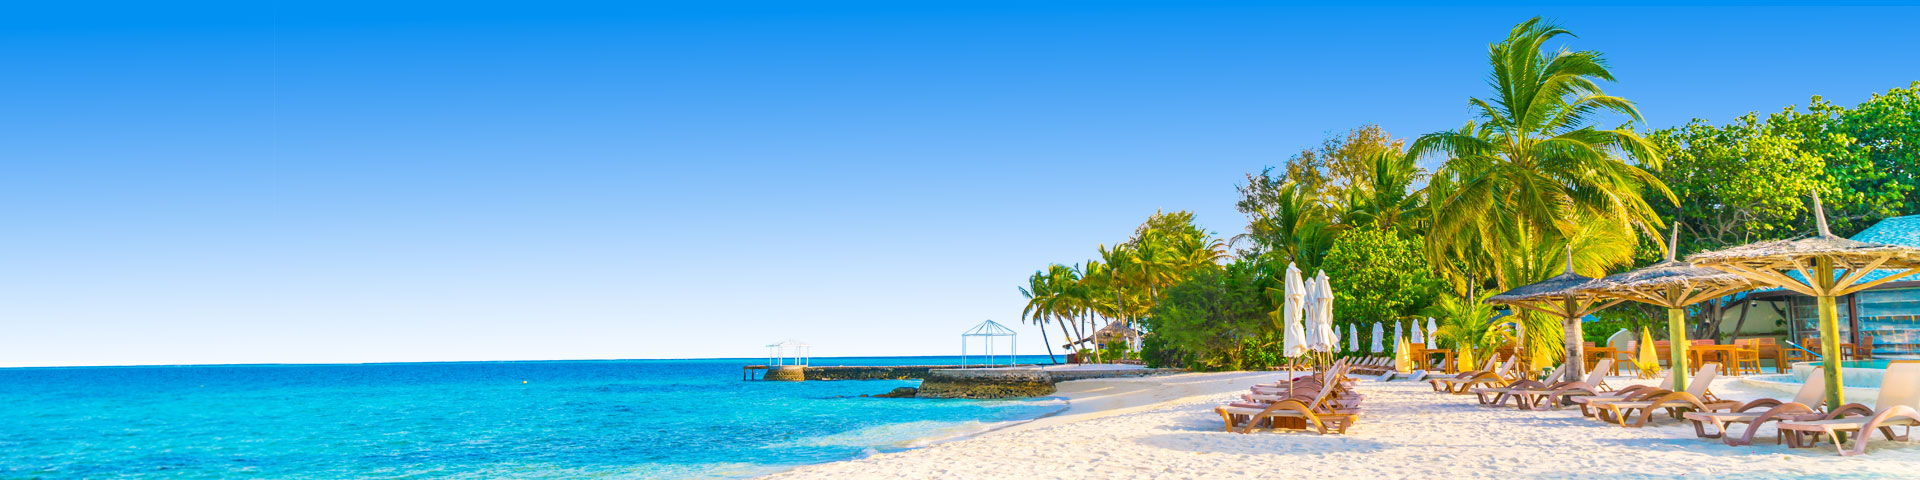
[765,372,1920,479]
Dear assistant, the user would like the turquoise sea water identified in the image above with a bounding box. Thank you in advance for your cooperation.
[0,356,1064,479]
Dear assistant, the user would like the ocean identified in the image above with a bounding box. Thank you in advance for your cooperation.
[0,356,1065,479]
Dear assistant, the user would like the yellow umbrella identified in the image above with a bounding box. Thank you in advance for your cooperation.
[1636,327,1661,379]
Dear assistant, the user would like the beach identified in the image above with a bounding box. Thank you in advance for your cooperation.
[766,372,1920,479]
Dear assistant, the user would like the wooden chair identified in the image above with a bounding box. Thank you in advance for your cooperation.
[1732,346,1764,376]
[1853,334,1877,360]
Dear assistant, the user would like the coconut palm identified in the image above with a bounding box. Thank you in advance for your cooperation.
[1341,149,1426,234]
[1425,290,1508,370]
[1413,17,1675,371]
[1412,17,1674,292]
[1019,264,1081,363]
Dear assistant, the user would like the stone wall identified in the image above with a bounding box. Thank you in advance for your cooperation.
[800,366,943,381]
[916,367,1057,399]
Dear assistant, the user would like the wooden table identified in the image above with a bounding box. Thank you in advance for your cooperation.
[1410,348,1454,373]
[1584,347,1622,375]
[1690,344,1747,373]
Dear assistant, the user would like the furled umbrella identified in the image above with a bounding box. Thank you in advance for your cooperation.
[1371,322,1384,353]
[1281,263,1308,360]
[1308,271,1334,353]
[1301,277,1322,351]
[1349,324,1359,352]
[1486,247,1622,381]
[1392,322,1403,354]
[1688,193,1920,407]
[1576,224,1752,392]
[1427,318,1439,344]
[1411,321,1425,346]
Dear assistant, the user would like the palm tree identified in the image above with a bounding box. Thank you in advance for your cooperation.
[1425,291,1507,369]
[1413,17,1672,284]
[1019,265,1080,363]
[1340,149,1425,234]
[1412,17,1675,365]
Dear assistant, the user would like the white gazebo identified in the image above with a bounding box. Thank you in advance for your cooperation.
[766,339,812,367]
[962,320,1018,367]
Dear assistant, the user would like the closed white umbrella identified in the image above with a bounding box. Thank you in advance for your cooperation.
[1311,270,1337,353]
[1393,321,1404,351]
[1371,322,1385,352]
[1349,324,1359,352]
[1411,321,1425,345]
[1428,317,1439,341]
[1301,277,1322,350]
[1281,263,1308,359]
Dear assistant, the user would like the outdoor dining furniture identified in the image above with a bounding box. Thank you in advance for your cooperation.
[1584,344,1622,376]
[1690,344,1745,375]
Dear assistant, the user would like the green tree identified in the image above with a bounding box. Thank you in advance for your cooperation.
[1411,17,1672,370]
[1320,227,1441,332]
[1142,260,1276,371]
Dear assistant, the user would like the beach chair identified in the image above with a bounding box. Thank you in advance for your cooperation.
[1683,367,1827,446]
[1471,362,1567,406]
[1218,366,1360,434]
[1506,359,1614,410]
[1595,363,1738,427]
[1776,362,1920,456]
[1568,369,1677,417]
[1427,356,1501,392]
[1431,357,1516,394]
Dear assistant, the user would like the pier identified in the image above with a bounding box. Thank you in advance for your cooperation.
[740,364,1182,398]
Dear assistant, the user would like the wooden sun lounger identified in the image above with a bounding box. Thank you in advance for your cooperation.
[1505,359,1614,410]
[1472,363,1569,406]
[1595,364,1738,427]
[1431,357,1515,394]
[1776,362,1920,456]
[1217,366,1360,434]
[1427,356,1501,392]
[1684,367,1827,446]
[1566,369,1677,417]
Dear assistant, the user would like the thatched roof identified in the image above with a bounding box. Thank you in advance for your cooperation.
[1688,193,1920,271]
[1582,224,1752,304]
[1577,259,1752,307]
[1487,270,1600,304]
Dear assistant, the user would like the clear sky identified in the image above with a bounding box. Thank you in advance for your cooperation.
[4,2,1918,367]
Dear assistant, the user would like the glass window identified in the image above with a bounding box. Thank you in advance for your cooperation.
[1787,295,1854,348]
[1858,287,1920,357]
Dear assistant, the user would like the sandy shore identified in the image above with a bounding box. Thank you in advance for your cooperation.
[765,370,1920,479]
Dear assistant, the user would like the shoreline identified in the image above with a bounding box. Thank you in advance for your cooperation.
[760,371,1279,478]
[763,370,1920,479]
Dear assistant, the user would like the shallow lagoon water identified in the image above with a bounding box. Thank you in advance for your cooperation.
[0,356,1063,479]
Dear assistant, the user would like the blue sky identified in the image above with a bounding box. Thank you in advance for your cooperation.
[4,2,1918,367]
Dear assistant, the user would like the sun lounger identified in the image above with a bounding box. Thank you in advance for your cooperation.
[1505,359,1614,410]
[1568,369,1676,417]
[1472,362,1575,406]
[1431,357,1515,394]
[1776,362,1920,456]
[1595,363,1737,427]
[1683,367,1827,446]
[1217,366,1361,434]
[1427,356,1502,392]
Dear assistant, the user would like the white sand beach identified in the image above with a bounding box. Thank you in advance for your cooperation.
[766,371,1920,479]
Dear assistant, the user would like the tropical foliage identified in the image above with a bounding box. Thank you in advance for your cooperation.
[1021,17,1920,370]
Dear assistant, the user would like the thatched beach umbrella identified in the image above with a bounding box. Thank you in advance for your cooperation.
[1486,249,1623,381]
[1578,225,1753,391]
[1689,193,1920,407]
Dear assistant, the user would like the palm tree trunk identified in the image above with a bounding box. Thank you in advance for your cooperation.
[1036,317,1059,364]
